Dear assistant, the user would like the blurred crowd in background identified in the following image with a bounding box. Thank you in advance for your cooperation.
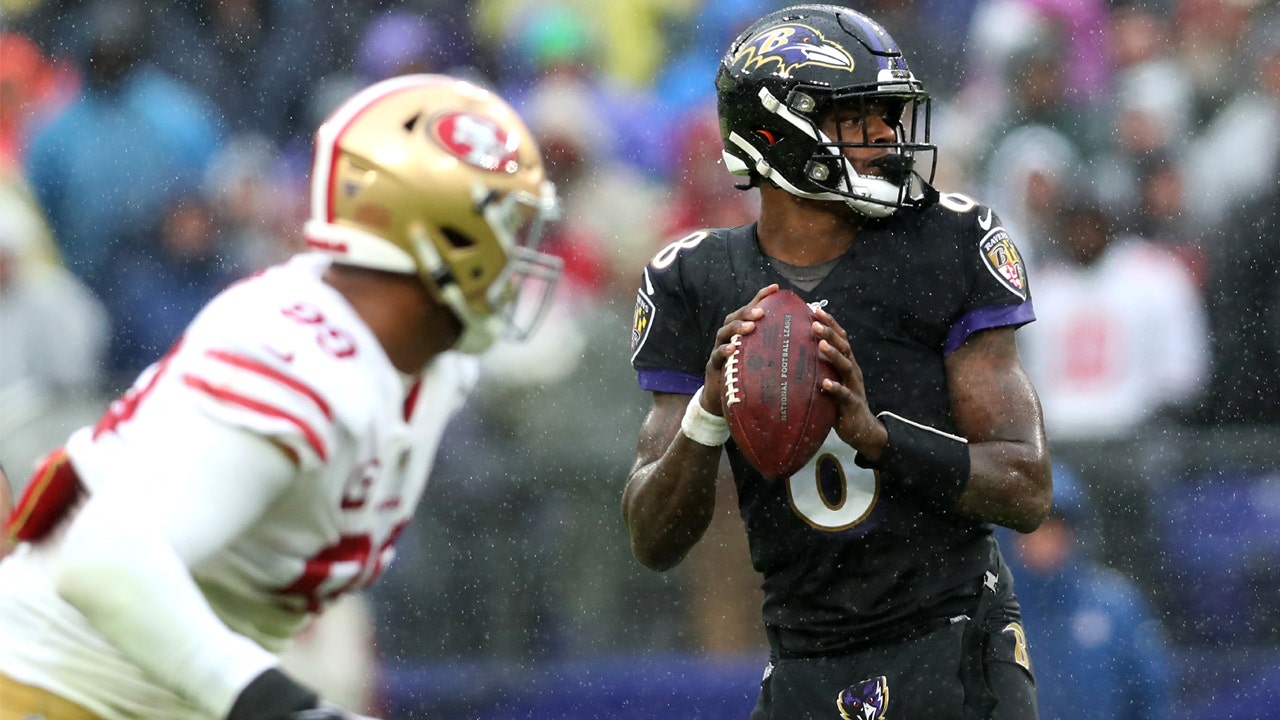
[2,0,1279,717]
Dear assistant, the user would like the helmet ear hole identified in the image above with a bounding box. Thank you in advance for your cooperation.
[441,227,476,249]
[438,228,485,281]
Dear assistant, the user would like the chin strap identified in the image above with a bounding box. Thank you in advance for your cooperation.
[839,175,905,219]
[725,132,900,218]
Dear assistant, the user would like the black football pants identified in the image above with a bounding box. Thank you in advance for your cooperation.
[749,598,1039,720]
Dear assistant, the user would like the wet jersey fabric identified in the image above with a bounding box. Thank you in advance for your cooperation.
[631,196,1035,655]
[0,253,478,719]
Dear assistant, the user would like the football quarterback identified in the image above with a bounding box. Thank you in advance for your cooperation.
[623,5,1051,719]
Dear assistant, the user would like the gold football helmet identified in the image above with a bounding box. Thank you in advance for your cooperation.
[304,74,563,354]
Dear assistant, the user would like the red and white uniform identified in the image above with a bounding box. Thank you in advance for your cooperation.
[0,253,478,718]
[1018,239,1208,440]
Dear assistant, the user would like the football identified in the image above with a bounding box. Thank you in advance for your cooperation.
[722,289,838,479]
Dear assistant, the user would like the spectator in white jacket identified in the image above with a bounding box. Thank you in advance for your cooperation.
[1018,193,1209,441]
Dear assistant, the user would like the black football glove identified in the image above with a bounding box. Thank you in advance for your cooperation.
[288,708,379,720]
[227,668,380,720]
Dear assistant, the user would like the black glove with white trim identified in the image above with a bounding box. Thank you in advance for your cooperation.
[228,668,380,720]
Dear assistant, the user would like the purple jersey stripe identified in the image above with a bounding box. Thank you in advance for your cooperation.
[637,369,703,395]
[944,301,1037,356]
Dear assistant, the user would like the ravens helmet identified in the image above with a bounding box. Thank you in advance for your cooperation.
[304,74,563,354]
[715,4,937,217]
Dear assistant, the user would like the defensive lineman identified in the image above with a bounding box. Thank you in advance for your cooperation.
[0,74,563,720]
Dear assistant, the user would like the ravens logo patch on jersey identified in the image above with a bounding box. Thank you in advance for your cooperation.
[631,290,655,359]
[980,228,1028,301]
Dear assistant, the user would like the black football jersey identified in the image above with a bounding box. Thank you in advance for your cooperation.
[629,194,1035,653]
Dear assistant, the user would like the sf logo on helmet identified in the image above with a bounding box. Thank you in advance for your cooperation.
[431,112,521,174]
[732,23,854,78]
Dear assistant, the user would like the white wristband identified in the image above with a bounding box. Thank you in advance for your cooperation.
[680,387,731,447]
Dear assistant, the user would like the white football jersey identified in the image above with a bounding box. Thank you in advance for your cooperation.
[1018,239,1208,440]
[0,253,478,718]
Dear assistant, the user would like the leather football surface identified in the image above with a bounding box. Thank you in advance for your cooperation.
[722,289,837,479]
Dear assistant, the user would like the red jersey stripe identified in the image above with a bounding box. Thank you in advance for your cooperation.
[182,374,329,461]
[204,350,332,420]
[402,378,421,421]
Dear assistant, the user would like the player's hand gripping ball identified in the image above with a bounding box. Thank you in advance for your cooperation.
[722,289,837,479]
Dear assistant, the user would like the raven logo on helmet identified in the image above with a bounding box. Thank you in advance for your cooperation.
[731,23,854,78]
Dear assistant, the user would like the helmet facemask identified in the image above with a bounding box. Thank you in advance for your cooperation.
[721,80,937,218]
[802,86,937,217]
[424,180,563,354]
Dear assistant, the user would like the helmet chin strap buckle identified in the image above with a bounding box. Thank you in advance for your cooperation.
[787,91,817,113]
